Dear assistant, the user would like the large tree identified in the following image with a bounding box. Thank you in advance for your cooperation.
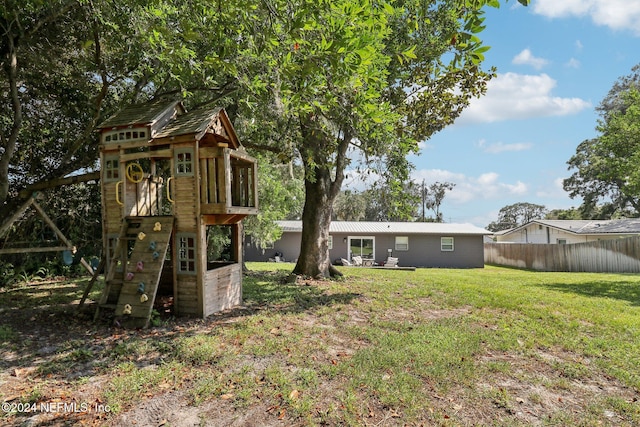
[2,0,529,280]
[564,64,640,217]
[487,202,547,232]
[0,0,249,213]
[248,0,529,277]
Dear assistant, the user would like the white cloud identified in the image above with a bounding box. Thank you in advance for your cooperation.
[512,49,549,70]
[565,58,581,69]
[535,177,569,199]
[575,40,583,50]
[417,141,434,151]
[457,72,591,124]
[476,139,533,154]
[533,0,640,35]
[412,169,528,204]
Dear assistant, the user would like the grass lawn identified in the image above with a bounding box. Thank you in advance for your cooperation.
[1,264,639,426]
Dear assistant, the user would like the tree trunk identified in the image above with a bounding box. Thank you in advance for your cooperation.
[292,170,342,278]
[0,39,22,205]
[292,118,350,279]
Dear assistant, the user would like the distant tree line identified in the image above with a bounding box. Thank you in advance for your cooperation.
[333,180,455,223]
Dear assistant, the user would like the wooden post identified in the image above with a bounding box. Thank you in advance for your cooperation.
[0,197,35,239]
[31,200,94,275]
[78,255,106,310]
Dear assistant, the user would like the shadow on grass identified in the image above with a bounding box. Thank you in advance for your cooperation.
[236,269,360,314]
[537,279,640,307]
[0,269,359,379]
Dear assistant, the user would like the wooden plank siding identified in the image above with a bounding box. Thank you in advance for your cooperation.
[102,183,122,235]
[175,275,200,316]
[173,176,198,231]
[484,235,640,272]
[203,263,242,317]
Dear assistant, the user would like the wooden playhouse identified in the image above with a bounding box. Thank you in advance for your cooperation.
[95,99,258,327]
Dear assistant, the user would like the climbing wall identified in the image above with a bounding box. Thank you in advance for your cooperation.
[114,216,174,328]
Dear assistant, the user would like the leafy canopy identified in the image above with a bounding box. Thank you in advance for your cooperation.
[564,64,640,217]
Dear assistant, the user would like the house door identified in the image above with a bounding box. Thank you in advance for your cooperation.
[348,236,375,261]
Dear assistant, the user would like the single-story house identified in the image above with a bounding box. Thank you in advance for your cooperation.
[494,219,640,244]
[245,221,491,268]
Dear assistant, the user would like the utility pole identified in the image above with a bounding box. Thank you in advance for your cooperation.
[421,179,426,222]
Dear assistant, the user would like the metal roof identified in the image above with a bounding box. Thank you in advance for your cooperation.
[277,221,490,235]
[503,219,640,236]
[98,99,182,129]
[536,219,640,234]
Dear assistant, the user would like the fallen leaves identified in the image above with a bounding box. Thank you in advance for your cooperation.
[288,389,300,400]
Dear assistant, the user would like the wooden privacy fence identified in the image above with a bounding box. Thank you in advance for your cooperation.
[484,236,640,273]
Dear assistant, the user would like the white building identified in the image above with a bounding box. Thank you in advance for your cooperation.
[495,219,640,244]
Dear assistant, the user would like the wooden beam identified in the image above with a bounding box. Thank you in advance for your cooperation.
[0,197,35,238]
[31,201,94,275]
[78,255,106,310]
[0,246,73,254]
[229,150,257,163]
[119,148,172,163]
[18,171,100,198]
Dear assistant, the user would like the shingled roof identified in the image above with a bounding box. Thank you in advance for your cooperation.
[153,107,222,139]
[98,99,183,129]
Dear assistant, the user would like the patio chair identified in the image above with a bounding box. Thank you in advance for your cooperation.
[383,257,399,267]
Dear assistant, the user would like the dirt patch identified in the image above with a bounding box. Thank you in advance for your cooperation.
[1,276,639,426]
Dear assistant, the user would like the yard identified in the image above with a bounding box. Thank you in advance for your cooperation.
[1,264,639,426]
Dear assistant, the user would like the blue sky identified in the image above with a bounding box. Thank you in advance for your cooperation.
[389,0,640,227]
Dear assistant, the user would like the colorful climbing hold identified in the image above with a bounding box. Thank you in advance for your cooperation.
[137,282,145,294]
[152,251,160,260]
[140,293,149,303]
[136,261,144,271]
[138,231,146,241]
[126,272,134,281]
[149,241,157,251]
[123,304,132,315]
[153,222,162,232]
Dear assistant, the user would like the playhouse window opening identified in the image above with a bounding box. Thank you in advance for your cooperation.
[175,148,194,176]
[104,128,147,143]
[230,156,256,208]
[206,225,237,270]
[104,156,120,181]
[177,233,197,274]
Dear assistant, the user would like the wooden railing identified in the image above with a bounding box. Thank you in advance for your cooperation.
[199,147,258,215]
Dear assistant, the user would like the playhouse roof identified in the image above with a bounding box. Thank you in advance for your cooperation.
[153,107,240,148]
[98,99,184,129]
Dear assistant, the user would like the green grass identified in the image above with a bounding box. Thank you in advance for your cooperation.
[2,263,640,425]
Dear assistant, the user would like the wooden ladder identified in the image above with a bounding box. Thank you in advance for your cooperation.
[95,216,174,328]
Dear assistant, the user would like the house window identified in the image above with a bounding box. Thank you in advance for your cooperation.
[104,155,120,182]
[557,239,567,244]
[349,236,375,259]
[175,148,194,176]
[441,237,454,252]
[328,235,333,250]
[177,233,197,274]
[395,236,409,251]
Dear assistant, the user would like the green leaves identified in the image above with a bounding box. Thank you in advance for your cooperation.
[564,65,640,216]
